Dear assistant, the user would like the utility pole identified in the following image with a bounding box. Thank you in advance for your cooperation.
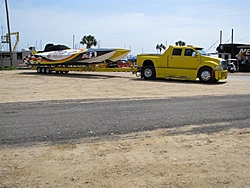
[5,0,13,66]
[98,40,100,48]
[0,26,3,67]
[220,30,222,44]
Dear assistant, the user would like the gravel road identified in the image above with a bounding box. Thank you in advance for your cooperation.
[1,94,249,146]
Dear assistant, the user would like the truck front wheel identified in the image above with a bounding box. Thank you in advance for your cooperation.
[198,67,214,83]
[142,65,156,80]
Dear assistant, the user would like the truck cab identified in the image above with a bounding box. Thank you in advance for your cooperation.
[137,45,228,83]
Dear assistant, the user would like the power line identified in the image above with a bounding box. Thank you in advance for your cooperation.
[205,39,219,52]
[224,38,231,44]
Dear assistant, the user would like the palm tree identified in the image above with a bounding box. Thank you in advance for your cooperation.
[156,44,160,54]
[175,40,186,46]
[159,43,166,53]
[156,43,166,54]
[80,35,97,48]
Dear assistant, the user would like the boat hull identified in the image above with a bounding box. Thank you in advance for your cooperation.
[108,49,130,62]
[23,48,117,66]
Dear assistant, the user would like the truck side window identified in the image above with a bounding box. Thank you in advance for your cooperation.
[172,49,182,56]
[184,49,194,56]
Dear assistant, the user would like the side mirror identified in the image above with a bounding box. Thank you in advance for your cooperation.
[192,52,197,57]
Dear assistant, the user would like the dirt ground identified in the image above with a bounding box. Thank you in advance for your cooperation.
[0,70,250,187]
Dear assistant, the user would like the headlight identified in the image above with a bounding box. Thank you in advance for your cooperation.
[215,65,222,70]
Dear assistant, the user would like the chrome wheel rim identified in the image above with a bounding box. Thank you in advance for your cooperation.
[46,67,50,74]
[144,68,152,78]
[41,68,45,73]
[201,70,211,81]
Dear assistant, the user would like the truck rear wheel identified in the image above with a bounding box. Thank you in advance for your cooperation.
[142,65,156,80]
[198,67,214,83]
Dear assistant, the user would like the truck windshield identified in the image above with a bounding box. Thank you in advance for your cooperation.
[197,49,207,55]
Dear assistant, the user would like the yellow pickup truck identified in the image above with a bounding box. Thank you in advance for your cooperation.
[137,45,228,83]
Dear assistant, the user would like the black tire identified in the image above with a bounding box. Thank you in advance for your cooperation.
[213,78,219,83]
[142,65,156,80]
[198,67,214,83]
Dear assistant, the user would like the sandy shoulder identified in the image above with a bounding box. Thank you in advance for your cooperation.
[0,70,249,103]
[1,126,250,187]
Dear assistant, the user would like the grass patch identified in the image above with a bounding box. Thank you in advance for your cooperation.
[0,66,17,70]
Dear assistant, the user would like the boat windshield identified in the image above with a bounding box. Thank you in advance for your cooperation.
[44,44,70,52]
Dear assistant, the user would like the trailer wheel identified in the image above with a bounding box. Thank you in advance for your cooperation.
[45,67,51,74]
[37,67,41,73]
[41,67,46,74]
[198,67,214,83]
[142,65,156,80]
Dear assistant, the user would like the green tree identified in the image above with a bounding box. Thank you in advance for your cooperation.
[156,43,166,54]
[175,40,186,46]
[156,44,160,53]
[80,35,97,48]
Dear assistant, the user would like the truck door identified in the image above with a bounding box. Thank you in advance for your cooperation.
[169,48,182,68]
[182,49,200,69]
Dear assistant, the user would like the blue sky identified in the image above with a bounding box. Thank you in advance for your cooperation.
[0,0,249,55]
